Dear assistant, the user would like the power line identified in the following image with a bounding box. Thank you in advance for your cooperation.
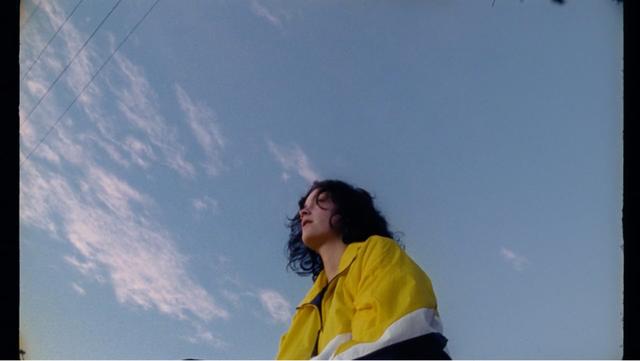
[20,0,41,30]
[20,0,123,129]
[21,0,84,82]
[20,0,162,169]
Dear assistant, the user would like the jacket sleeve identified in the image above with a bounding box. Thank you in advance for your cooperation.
[332,236,450,360]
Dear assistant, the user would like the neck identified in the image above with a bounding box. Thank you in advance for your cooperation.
[317,237,347,283]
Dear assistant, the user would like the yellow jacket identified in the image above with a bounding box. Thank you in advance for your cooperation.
[276,235,449,360]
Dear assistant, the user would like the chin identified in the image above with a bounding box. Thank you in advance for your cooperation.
[302,235,321,251]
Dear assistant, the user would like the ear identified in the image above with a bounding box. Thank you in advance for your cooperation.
[329,213,343,229]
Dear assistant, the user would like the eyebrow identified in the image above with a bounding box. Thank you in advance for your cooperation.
[299,190,328,209]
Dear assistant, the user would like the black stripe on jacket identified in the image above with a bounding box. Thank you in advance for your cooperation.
[355,332,451,360]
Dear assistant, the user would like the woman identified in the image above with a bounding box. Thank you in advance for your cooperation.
[276,180,450,360]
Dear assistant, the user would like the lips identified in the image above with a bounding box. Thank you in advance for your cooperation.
[302,219,312,227]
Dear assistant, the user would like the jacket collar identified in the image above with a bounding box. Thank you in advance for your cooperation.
[337,240,362,274]
[298,241,364,307]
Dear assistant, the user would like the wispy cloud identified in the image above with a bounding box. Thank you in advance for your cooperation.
[258,289,292,324]
[123,136,156,169]
[20,1,293,350]
[192,198,207,211]
[20,1,196,180]
[175,84,226,177]
[36,143,62,165]
[266,140,320,183]
[25,79,48,98]
[20,0,93,160]
[71,282,86,296]
[107,53,196,178]
[21,157,230,324]
[20,76,67,158]
[65,255,106,283]
[250,1,283,28]
[500,247,530,271]
[192,196,219,214]
[20,46,229,340]
[30,0,101,111]
[89,135,132,169]
[183,322,229,350]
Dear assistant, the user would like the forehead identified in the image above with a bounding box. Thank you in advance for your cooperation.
[305,189,321,203]
[301,188,330,206]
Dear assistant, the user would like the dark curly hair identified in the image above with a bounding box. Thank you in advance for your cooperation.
[285,179,402,281]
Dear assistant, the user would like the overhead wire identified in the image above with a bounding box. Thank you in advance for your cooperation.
[21,0,124,129]
[21,0,85,82]
[20,0,162,169]
[20,0,41,30]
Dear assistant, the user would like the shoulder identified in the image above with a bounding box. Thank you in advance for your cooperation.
[359,235,431,281]
[356,235,405,268]
[360,235,402,256]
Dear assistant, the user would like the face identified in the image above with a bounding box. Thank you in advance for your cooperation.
[299,188,341,250]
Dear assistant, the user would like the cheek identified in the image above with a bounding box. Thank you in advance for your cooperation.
[313,214,334,232]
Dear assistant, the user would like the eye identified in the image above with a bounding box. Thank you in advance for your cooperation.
[316,195,332,209]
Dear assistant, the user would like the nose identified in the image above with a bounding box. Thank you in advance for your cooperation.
[299,207,310,218]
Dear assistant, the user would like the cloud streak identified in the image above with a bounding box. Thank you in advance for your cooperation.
[250,1,283,28]
[175,84,226,177]
[106,53,196,178]
[500,247,530,271]
[21,156,230,323]
[267,140,320,183]
[183,322,229,350]
[192,196,219,214]
[19,3,231,344]
[20,1,196,179]
[19,1,294,350]
[258,289,292,324]
[71,282,87,296]
[24,0,101,116]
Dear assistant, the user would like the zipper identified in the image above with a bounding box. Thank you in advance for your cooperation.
[296,303,321,359]
[305,255,358,359]
[296,255,357,310]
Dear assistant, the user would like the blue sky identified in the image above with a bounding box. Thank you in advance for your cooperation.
[19,0,622,359]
